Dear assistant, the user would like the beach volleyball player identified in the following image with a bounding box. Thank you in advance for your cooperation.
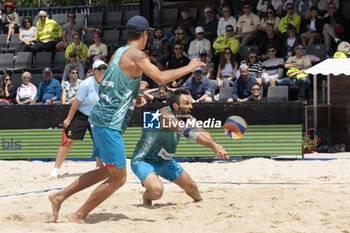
[132,89,228,205]
[48,16,205,223]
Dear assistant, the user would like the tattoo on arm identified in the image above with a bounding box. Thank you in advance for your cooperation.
[139,52,148,61]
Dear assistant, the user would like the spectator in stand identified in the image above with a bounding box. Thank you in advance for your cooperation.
[279,3,301,35]
[32,67,61,104]
[333,41,350,58]
[0,2,19,46]
[318,0,339,16]
[227,64,257,102]
[249,83,266,101]
[261,44,285,86]
[212,47,238,91]
[87,32,108,65]
[212,0,233,19]
[237,1,260,48]
[300,7,324,50]
[274,0,294,17]
[0,74,16,105]
[29,10,62,54]
[197,7,218,42]
[277,44,311,101]
[172,26,190,54]
[259,23,282,60]
[171,8,196,41]
[213,25,240,55]
[143,85,175,104]
[147,28,171,71]
[56,12,101,51]
[322,2,345,54]
[199,49,215,79]
[184,67,212,102]
[256,0,278,17]
[281,24,302,59]
[16,72,37,105]
[166,41,191,88]
[61,67,83,105]
[241,48,262,84]
[16,16,37,54]
[188,26,212,60]
[259,5,280,33]
[62,51,85,85]
[217,6,237,37]
[65,32,89,66]
[294,0,319,20]
[213,24,240,71]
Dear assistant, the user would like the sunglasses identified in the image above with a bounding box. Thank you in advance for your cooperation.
[267,11,273,14]
[22,77,30,80]
[268,49,275,53]
[68,16,76,18]
[328,6,336,9]
[252,88,260,91]
[96,66,107,70]
[224,52,231,55]
[296,47,304,50]
[226,29,233,32]
[200,53,207,57]
[249,56,257,59]
[174,47,182,50]
[5,6,12,9]
[177,32,184,35]
[71,72,78,74]
[194,71,202,75]
[5,78,11,81]
[287,29,294,33]
[287,7,293,10]
[24,21,30,23]
[40,16,46,18]
[243,6,251,9]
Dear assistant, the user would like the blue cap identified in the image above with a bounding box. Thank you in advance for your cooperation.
[126,15,154,33]
[92,60,107,69]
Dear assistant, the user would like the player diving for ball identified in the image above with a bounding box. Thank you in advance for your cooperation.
[131,89,229,205]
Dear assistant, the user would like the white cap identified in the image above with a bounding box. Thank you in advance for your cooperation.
[195,26,204,34]
[92,60,107,69]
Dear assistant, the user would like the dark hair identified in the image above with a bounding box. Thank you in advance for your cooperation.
[267,44,276,50]
[127,25,144,41]
[72,32,80,39]
[0,74,12,96]
[69,66,78,74]
[68,12,76,17]
[242,1,252,7]
[21,16,33,28]
[158,85,169,92]
[310,6,318,12]
[286,3,294,8]
[264,5,276,20]
[287,23,296,33]
[251,82,261,90]
[172,40,184,57]
[225,24,234,30]
[169,89,190,110]
[219,47,237,71]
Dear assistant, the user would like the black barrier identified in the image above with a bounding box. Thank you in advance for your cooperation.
[0,102,303,130]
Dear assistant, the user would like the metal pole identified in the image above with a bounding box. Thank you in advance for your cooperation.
[327,74,330,105]
[313,74,317,133]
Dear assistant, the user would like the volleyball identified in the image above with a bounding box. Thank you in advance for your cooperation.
[223,115,247,139]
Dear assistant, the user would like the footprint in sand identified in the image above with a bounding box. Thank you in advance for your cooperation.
[6,214,25,221]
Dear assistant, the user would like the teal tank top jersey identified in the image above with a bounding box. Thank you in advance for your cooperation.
[131,107,181,165]
[89,45,141,133]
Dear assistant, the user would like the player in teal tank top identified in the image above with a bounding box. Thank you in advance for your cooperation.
[131,89,229,206]
[49,16,206,223]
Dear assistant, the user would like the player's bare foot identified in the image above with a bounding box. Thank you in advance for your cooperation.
[48,192,62,222]
[68,214,86,224]
[142,193,152,205]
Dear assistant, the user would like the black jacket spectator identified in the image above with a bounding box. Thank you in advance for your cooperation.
[301,17,324,34]
[197,8,218,41]
[259,33,283,58]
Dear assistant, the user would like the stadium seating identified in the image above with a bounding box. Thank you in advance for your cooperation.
[158,8,178,27]
[103,11,122,30]
[29,52,52,73]
[238,45,259,60]
[122,10,139,27]
[306,44,327,62]
[52,51,67,73]
[1,34,20,53]
[0,53,14,74]
[86,12,103,28]
[8,52,33,73]
[218,87,233,101]
[267,86,289,101]
[52,13,67,26]
[103,30,120,48]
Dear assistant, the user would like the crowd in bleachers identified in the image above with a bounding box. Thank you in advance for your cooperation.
[0,0,349,106]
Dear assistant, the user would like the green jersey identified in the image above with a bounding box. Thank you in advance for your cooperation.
[132,107,181,165]
[89,45,141,133]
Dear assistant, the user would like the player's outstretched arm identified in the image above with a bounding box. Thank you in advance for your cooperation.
[161,108,229,159]
[135,51,205,85]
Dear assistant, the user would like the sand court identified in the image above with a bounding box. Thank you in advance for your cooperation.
[1,157,350,232]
